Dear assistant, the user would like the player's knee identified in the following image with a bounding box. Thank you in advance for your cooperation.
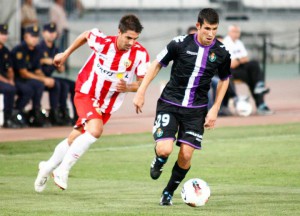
[156,144,172,158]
[178,150,193,164]
[87,127,103,139]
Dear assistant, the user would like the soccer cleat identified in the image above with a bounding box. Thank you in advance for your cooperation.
[150,157,166,180]
[257,104,274,116]
[34,161,50,193]
[52,169,69,190]
[160,191,173,206]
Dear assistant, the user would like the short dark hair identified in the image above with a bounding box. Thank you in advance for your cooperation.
[118,14,143,33]
[197,8,219,25]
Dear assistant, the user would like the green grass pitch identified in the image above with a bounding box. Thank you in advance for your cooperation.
[0,123,300,215]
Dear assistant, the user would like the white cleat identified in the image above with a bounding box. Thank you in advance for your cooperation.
[52,169,69,190]
[34,161,50,193]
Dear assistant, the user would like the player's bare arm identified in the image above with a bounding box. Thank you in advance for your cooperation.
[205,78,229,129]
[116,77,143,93]
[133,59,162,114]
[53,30,90,67]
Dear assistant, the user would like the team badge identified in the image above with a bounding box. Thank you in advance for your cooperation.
[4,54,8,59]
[156,128,163,138]
[26,55,30,61]
[16,52,23,60]
[209,52,216,62]
[124,59,131,68]
[44,52,48,57]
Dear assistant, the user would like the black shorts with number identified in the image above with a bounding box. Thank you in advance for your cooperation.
[153,99,208,149]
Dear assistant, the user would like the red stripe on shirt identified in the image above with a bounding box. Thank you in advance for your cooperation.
[105,92,119,113]
[98,80,112,107]
[76,53,96,92]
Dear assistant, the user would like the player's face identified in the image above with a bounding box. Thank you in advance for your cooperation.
[117,30,139,51]
[196,20,218,46]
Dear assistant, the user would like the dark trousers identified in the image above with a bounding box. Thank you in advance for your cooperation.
[231,60,264,106]
[0,81,17,118]
[15,79,44,111]
[45,78,61,110]
[55,77,76,115]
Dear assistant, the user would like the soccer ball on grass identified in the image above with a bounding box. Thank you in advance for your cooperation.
[181,178,211,207]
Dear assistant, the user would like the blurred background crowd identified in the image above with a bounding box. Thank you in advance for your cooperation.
[0,0,300,128]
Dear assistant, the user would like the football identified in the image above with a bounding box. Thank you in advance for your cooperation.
[181,178,211,207]
[235,96,252,117]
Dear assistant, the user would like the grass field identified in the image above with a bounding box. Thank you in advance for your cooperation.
[0,123,300,216]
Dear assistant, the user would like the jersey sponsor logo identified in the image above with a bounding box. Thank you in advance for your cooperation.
[186,50,198,56]
[96,63,114,76]
[209,52,217,62]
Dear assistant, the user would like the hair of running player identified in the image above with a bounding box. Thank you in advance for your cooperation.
[118,14,143,34]
[197,8,219,25]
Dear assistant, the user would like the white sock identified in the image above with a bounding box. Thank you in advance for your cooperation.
[57,132,97,172]
[45,138,70,173]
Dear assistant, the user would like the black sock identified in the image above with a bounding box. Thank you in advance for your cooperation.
[164,161,190,196]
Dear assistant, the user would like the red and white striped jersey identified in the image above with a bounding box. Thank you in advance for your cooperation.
[75,28,150,114]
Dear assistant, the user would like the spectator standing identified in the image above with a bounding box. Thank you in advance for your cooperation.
[21,0,38,40]
[49,0,69,53]
[0,24,20,128]
[223,25,273,115]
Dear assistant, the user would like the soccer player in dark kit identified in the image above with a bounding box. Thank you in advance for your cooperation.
[133,8,231,205]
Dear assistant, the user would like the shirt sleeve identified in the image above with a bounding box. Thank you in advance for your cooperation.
[217,52,232,80]
[156,39,178,67]
[135,50,150,78]
[12,49,27,70]
[87,28,106,53]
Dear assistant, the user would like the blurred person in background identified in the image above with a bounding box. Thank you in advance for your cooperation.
[21,0,38,40]
[38,22,75,126]
[0,24,21,128]
[11,25,55,127]
[223,25,273,115]
[49,0,69,55]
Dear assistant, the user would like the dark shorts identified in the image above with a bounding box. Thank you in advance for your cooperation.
[153,99,208,149]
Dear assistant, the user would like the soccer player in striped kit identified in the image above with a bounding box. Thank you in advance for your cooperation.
[34,14,150,192]
[134,8,231,205]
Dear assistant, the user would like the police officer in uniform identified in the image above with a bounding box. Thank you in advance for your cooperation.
[11,25,54,127]
[38,22,75,125]
[0,24,21,128]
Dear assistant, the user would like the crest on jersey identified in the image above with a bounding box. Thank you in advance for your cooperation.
[4,54,8,59]
[209,52,216,62]
[124,59,132,68]
[26,55,30,62]
[44,52,48,57]
[16,52,23,60]
[156,128,163,138]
